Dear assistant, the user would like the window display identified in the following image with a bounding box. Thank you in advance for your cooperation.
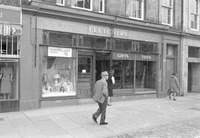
[0,61,18,100]
[40,47,76,97]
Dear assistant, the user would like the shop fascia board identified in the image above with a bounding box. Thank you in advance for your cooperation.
[22,1,180,35]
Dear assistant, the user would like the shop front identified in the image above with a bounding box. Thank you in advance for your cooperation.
[0,6,21,113]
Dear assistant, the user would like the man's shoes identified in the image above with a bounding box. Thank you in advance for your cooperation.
[107,103,112,106]
[92,115,97,123]
[173,98,176,101]
[100,122,108,125]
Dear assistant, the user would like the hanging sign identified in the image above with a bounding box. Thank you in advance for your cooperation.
[48,47,72,57]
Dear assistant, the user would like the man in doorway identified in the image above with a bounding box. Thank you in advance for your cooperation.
[92,71,109,125]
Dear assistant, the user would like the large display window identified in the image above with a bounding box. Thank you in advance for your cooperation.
[135,61,156,91]
[40,47,76,98]
[0,60,19,100]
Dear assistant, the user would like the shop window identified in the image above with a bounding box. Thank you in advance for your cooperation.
[40,47,76,97]
[78,56,91,73]
[49,32,73,47]
[0,61,19,100]
[57,0,65,6]
[135,61,156,91]
[71,0,92,10]
[190,0,199,30]
[95,37,106,49]
[113,60,134,89]
[126,0,144,20]
[188,46,200,58]
[161,0,173,25]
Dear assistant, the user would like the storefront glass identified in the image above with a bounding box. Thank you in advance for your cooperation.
[0,61,19,100]
[113,60,134,89]
[135,61,156,91]
[40,47,76,98]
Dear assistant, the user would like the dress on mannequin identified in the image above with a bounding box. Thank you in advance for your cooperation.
[0,66,13,99]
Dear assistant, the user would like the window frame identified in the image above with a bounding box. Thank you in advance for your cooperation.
[99,0,105,13]
[190,0,199,30]
[161,0,173,26]
[71,0,93,11]
[128,0,144,20]
[56,0,65,6]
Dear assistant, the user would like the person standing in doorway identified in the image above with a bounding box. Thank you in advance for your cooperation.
[107,69,115,106]
[169,73,180,101]
[92,71,109,125]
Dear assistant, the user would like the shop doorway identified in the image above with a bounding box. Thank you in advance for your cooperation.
[95,52,110,81]
[188,63,200,93]
[165,59,175,91]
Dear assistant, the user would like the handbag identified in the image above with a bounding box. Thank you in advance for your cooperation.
[167,89,171,95]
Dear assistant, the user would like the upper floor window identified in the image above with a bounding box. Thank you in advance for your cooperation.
[190,0,199,30]
[99,0,105,13]
[188,46,199,58]
[56,0,65,6]
[71,0,92,10]
[161,0,173,26]
[126,0,144,20]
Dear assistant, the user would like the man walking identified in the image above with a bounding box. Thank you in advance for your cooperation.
[92,71,109,125]
[169,73,180,101]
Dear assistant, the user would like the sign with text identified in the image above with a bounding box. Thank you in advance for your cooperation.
[88,26,128,38]
[136,54,157,61]
[48,47,72,57]
[113,52,134,60]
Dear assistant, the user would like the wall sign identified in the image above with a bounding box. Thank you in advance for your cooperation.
[88,26,128,38]
[113,52,134,60]
[136,54,157,61]
[48,47,72,57]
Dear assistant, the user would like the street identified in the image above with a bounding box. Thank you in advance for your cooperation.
[1,94,200,138]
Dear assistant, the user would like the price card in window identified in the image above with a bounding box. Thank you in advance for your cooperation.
[48,47,72,57]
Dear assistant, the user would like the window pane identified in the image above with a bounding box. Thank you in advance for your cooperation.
[113,60,123,89]
[126,0,142,19]
[162,7,171,24]
[41,47,76,97]
[95,37,106,49]
[188,46,199,58]
[123,40,132,51]
[73,0,91,9]
[83,36,93,47]
[124,61,134,89]
[49,33,73,46]
[135,61,156,91]
[0,62,19,100]
[114,39,123,50]
[78,56,91,73]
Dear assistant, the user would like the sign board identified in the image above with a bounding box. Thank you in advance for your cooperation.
[0,7,21,24]
[136,54,157,61]
[88,26,128,38]
[113,52,134,60]
[48,47,72,57]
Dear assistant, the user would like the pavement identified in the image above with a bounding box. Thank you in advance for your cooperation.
[1,94,200,138]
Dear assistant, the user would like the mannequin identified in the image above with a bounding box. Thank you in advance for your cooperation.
[0,63,13,99]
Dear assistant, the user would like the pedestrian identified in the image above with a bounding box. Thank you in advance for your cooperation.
[169,73,180,101]
[107,69,115,106]
[92,71,109,125]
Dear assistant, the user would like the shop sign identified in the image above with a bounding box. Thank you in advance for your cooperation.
[0,7,21,24]
[48,47,72,57]
[113,52,134,60]
[136,54,157,61]
[88,26,128,38]
[0,25,22,36]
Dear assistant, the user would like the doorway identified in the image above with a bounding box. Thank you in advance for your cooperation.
[188,63,200,93]
[95,52,110,81]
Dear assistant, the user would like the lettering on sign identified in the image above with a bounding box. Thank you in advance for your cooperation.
[117,54,129,58]
[88,26,128,37]
[142,55,151,60]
